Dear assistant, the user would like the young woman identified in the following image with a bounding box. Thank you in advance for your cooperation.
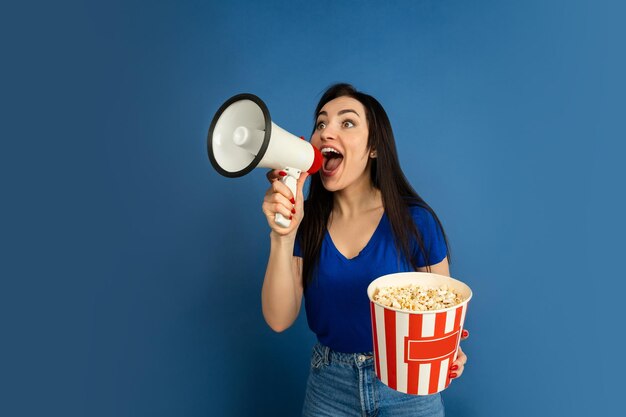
[261,84,468,416]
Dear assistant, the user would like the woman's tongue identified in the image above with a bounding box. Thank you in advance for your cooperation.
[323,155,343,174]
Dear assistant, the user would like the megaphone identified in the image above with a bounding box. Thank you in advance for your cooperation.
[207,93,323,227]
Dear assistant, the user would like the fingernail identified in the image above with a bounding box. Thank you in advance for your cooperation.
[290,198,295,204]
[462,330,469,338]
[300,136,306,140]
[289,215,293,220]
[291,208,296,214]
[449,373,457,379]
[279,171,287,177]
[450,365,458,371]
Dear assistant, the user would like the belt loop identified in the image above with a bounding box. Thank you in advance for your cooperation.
[323,344,330,365]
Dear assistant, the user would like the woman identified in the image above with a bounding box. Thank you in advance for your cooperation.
[261,83,468,416]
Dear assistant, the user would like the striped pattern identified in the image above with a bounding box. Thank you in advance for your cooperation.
[370,302,468,395]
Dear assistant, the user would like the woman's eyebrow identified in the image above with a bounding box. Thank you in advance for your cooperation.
[338,109,360,117]
[317,109,360,118]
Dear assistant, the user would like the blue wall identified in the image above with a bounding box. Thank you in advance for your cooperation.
[2,0,623,416]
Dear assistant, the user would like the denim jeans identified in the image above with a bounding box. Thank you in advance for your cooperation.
[302,343,445,417]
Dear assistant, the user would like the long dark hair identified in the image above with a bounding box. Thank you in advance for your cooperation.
[300,83,450,289]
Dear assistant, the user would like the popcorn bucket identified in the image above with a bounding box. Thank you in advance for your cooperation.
[367,272,472,395]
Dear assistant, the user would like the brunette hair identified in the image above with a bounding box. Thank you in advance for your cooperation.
[300,83,450,288]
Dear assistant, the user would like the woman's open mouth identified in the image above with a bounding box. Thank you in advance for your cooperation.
[321,147,343,177]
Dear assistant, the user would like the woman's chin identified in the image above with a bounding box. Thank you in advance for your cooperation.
[320,167,342,190]
[321,177,341,192]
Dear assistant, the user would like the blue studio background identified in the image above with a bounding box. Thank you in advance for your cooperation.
[2,0,624,416]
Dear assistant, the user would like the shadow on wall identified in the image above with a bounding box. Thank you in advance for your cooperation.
[205,188,313,415]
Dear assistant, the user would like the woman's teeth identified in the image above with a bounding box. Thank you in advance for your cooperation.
[321,147,342,156]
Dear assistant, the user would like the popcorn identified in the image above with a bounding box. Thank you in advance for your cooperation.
[372,284,464,312]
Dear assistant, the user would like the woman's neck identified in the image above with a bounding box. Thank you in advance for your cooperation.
[332,181,382,218]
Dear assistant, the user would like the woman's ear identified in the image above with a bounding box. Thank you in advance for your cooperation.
[369,150,377,158]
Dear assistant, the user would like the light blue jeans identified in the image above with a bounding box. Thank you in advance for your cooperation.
[302,343,445,417]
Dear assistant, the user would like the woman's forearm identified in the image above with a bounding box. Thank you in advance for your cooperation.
[261,232,303,332]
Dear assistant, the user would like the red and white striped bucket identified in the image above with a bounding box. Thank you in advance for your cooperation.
[367,272,472,395]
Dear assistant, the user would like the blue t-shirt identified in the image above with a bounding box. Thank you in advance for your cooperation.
[294,205,447,353]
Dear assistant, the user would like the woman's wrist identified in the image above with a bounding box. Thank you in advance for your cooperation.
[269,230,296,245]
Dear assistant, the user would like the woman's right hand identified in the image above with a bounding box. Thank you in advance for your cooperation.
[262,169,309,237]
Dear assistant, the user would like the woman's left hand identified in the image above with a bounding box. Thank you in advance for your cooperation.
[449,329,469,379]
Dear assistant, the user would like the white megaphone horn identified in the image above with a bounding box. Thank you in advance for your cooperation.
[207,93,323,227]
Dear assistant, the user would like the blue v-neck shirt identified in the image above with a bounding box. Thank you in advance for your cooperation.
[294,205,448,353]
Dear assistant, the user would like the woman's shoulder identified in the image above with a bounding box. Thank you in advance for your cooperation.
[404,202,442,232]
[405,201,436,219]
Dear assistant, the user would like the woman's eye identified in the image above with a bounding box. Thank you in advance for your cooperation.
[342,120,355,128]
[316,121,326,130]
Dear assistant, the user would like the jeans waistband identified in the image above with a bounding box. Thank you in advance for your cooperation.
[314,343,374,367]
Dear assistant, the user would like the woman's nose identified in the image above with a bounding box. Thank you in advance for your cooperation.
[320,125,336,141]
